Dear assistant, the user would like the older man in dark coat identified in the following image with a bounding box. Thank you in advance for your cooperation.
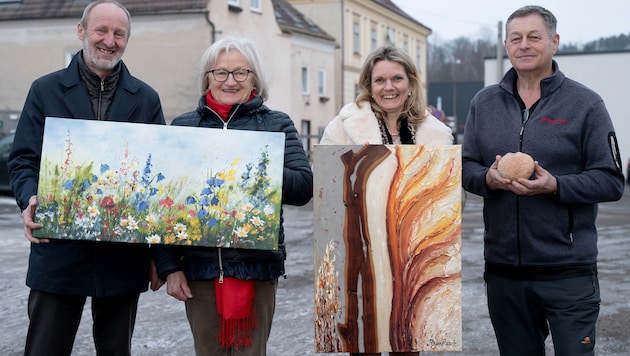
[7,1,165,355]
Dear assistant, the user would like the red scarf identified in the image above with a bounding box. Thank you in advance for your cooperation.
[205,90,256,121]
[215,277,258,349]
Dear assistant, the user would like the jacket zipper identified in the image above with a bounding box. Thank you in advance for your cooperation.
[206,103,241,130]
[515,108,531,266]
[218,248,224,283]
[97,80,104,120]
[212,103,241,284]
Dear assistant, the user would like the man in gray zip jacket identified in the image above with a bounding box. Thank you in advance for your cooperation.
[462,5,624,356]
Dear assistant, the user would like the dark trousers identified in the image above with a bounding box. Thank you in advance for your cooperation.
[25,289,140,356]
[485,272,600,356]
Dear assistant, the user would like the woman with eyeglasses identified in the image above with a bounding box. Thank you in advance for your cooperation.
[152,37,313,356]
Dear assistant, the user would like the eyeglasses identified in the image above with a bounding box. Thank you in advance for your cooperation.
[206,69,252,82]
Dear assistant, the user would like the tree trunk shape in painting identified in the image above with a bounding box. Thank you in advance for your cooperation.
[386,146,462,351]
[337,145,392,352]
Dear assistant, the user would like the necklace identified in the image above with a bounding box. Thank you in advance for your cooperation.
[390,132,400,136]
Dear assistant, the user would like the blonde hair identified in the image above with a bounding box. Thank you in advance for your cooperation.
[355,46,426,125]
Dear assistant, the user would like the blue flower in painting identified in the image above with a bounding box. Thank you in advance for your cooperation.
[199,196,209,206]
[207,177,224,188]
[201,187,213,195]
[91,174,98,183]
[197,209,208,218]
[137,201,149,212]
[142,154,153,186]
[207,218,218,227]
[79,179,91,193]
[100,163,110,174]
[45,200,59,212]
[63,180,74,190]
[93,217,101,230]
[185,196,197,205]
[156,173,165,182]
[149,187,159,196]
[210,196,220,206]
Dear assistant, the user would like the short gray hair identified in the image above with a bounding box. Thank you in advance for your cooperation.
[506,5,557,37]
[199,37,268,100]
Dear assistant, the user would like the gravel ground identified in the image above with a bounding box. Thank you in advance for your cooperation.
[1,190,629,355]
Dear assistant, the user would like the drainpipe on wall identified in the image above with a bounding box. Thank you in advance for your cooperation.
[204,10,217,43]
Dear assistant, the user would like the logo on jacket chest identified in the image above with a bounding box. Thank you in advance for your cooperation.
[539,117,569,124]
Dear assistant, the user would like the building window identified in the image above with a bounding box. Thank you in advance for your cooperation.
[416,44,422,71]
[403,35,409,53]
[301,67,309,95]
[370,27,377,51]
[387,27,395,45]
[354,83,360,99]
[250,0,261,12]
[353,22,360,54]
[317,69,325,96]
[227,0,239,5]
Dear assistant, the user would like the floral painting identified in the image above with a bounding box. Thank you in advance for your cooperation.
[313,144,462,353]
[33,117,284,250]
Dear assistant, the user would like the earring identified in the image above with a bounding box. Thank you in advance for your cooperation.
[408,92,412,96]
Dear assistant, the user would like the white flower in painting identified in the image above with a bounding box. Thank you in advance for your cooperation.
[176,231,188,241]
[174,223,187,233]
[241,203,254,212]
[235,227,248,238]
[263,205,274,216]
[249,216,264,227]
[87,205,100,218]
[146,234,161,244]
[74,215,91,229]
[126,216,138,230]
[145,214,159,225]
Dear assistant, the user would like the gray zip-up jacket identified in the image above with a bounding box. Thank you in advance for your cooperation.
[462,61,624,275]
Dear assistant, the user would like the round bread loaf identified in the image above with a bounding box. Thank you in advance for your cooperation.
[497,152,535,180]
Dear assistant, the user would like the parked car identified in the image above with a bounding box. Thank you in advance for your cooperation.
[0,133,14,194]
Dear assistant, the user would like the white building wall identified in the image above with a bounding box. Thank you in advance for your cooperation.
[485,51,630,176]
[289,35,337,153]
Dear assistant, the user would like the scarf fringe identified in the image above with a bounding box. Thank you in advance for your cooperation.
[218,308,259,349]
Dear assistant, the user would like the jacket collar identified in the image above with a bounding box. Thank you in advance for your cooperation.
[500,60,565,99]
[59,51,140,120]
[338,101,383,144]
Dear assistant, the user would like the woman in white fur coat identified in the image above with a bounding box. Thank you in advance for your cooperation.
[319,46,454,356]
[320,46,452,146]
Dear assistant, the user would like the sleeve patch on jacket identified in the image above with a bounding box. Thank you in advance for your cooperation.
[608,132,622,173]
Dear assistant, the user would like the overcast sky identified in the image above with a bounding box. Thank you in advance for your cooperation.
[392,0,630,45]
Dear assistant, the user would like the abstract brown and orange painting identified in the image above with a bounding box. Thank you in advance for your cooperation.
[313,144,462,353]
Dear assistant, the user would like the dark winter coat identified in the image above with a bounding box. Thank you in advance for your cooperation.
[8,52,165,296]
[153,95,313,282]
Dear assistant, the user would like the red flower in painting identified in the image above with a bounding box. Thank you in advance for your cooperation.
[99,196,116,209]
[159,197,174,208]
